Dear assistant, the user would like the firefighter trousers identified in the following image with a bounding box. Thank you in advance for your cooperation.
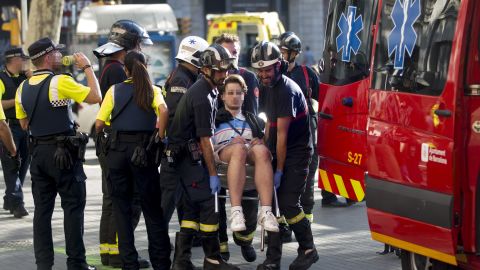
[107,141,171,270]
[218,188,258,250]
[300,114,317,221]
[159,156,184,225]
[176,156,219,249]
[266,158,315,265]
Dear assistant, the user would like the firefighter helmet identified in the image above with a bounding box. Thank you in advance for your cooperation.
[176,36,209,68]
[200,44,237,71]
[279,31,302,53]
[251,41,282,69]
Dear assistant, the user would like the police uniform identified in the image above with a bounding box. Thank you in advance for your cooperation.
[0,64,29,215]
[167,75,222,265]
[160,64,197,226]
[16,66,92,269]
[217,67,260,258]
[258,74,316,267]
[97,58,136,265]
[97,80,171,269]
[285,63,320,221]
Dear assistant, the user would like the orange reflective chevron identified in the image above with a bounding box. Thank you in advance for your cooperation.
[318,169,365,202]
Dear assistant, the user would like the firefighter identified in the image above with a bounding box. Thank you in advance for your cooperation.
[95,50,171,270]
[167,44,238,270]
[93,19,152,268]
[160,36,208,242]
[252,41,319,270]
[0,47,30,218]
[15,37,101,270]
[214,33,261,262]
[279,31,321,220]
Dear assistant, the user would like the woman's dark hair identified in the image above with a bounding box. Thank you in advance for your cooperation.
[124,51,153,111]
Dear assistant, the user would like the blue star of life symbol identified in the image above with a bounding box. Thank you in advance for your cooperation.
[189,39,196,45]
[388,0,421,70]
[336,6,364,62]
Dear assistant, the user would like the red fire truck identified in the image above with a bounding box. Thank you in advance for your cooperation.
[318,0,480,269]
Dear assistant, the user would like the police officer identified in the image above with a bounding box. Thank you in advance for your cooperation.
[0,47,30,218]
[160,35,208,232]
[94,19,152,268]
[95,50,171,270]
[167,44,238,270]
[214,33,260,262]
[252,41,318,270]
[15,37,101,270]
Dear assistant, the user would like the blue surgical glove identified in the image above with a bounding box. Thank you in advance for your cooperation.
[209,175,221,194]
[274,170,283,189]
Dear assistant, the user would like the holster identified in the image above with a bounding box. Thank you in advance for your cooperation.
[145,129,165,167]
[95,131,110,157]
[165,143,185,167]
[130,134,149,168]
[67,132,89,161]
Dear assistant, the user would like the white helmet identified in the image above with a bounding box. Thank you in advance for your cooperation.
[175,36,209,68]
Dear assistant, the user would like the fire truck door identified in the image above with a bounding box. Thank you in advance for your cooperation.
[317,0,378,202]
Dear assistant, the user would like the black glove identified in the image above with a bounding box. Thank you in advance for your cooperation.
[131,146,148,167]
[54,146,73,170]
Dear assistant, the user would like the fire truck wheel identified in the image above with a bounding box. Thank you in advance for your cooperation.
[400,250,459,270]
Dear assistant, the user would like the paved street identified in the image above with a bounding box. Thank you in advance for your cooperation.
[0,145,402,270]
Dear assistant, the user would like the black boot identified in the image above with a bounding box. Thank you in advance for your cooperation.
[171,232,195,270]
[257,231,282,270]
[220,241,230,261]
[289,248,319,270]
[289,218,318,270]
[241,244,256,262]
[202,234,239,270]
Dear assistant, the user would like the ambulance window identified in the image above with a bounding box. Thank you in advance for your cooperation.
[371,0,460,96]
[320,0,377,86]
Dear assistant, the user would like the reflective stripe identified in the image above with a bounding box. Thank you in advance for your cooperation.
[305,213,314,223]
[49,75,70,107]
[220,242,229,253]
[286,211,306,225]
[278,215,287,224]
[199,223,219,232]
[49,75,60,101]
[111,85,115,107]
[233,231,255,242]
[181,220,199,231]
[99,244,109,254]
[109,244,120,255]
[333,174,349,198]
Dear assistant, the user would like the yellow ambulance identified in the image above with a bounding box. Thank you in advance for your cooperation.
[206,12,285,66]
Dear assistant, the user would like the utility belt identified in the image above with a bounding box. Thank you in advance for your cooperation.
[101,130,164,168]
[29,132,89,170]
[165,138,201,167]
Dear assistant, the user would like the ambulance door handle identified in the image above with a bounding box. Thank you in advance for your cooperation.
[434,109,452,117]
[342,97,354,107]
[319,112,333,120]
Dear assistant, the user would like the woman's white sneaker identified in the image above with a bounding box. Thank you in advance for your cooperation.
[258,211,279,232]
[230,210,246,232]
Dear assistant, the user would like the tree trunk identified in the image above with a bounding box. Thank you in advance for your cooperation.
[25,0,64,47]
